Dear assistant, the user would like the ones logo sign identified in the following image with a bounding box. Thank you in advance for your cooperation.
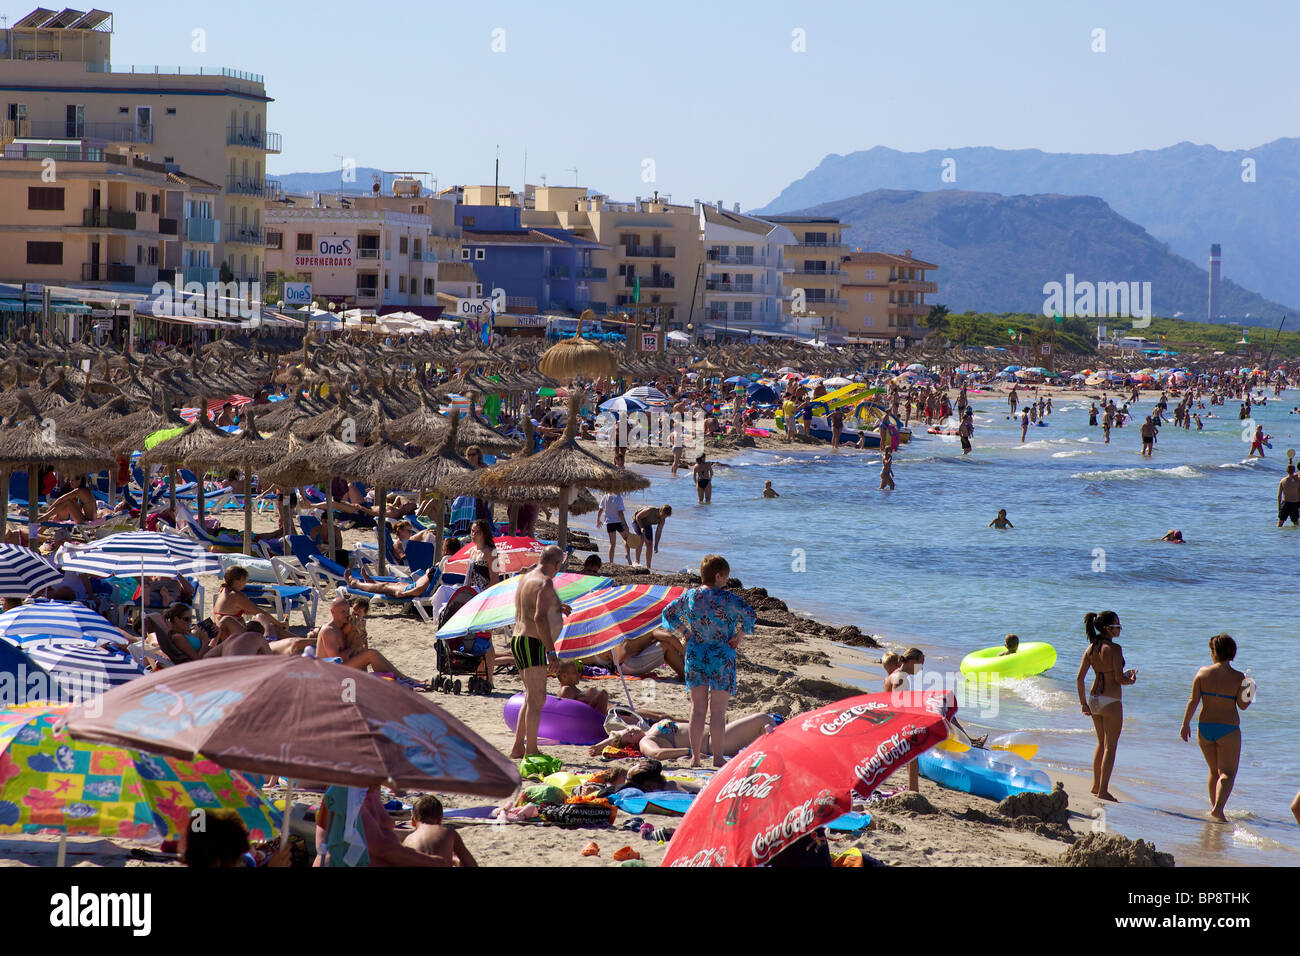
[319,238,353,256]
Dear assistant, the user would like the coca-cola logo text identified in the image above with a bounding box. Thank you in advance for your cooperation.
[715,771,782,805]
[817,703,894,737]
[750,790,838,863]
[852,726,920,792]
[670,846,728,867]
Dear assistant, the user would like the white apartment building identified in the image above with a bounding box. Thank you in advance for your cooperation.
[264,197,439,310]
[698,202,795,335]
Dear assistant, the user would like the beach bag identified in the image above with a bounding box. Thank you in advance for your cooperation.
[539,802,617,828]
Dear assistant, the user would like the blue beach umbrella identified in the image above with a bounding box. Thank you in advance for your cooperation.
[58,531,220,579]
[13,638,145,698]
[0,600,127,647]
[0,544,63,598]
[598,396,649,417]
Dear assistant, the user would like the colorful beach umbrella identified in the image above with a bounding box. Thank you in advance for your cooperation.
[661,691,956,868]
[435,572,612,641]
[443,536,547,577]
[0,544,62,598]
[0,703,279,843]
[554,584,686,660]
[58,530,220,578]
[0,600,127,647]
[177,395,253,424]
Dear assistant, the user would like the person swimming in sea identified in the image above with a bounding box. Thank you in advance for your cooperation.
[879,450,895,491]
[997,633,1019,657]
[762,480,779,498]
[989,509,1013,529]
[1161,529,1185,543]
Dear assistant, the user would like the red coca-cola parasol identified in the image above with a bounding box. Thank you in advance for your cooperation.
[443,536,547,576]
[660,690,956,867]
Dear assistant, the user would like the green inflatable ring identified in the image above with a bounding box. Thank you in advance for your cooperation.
[959,642,1057,680]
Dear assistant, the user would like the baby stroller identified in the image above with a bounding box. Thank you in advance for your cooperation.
[432,585,493,696]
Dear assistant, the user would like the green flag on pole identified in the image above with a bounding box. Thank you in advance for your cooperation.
[633,275,641,305]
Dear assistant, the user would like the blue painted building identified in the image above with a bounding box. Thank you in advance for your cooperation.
[455,205,606,314]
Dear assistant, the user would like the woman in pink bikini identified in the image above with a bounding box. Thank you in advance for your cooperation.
[1076,610,1137,801]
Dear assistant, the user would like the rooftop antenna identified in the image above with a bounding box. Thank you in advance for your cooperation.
[494,144,499,207]
[566,166,578,186]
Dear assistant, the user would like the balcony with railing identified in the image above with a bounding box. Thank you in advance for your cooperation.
[225,176,277,197]
[356,286,379,300]
[86,64,266,84]
[224,225,265,246]
[890,302,928,316]
[626,275,675,289]
[183,266,219,285]
[789,267,846,276]
[890,278,938,293]
[226,127,282,153]
[186,217,220,243]
[706,251,760,266]
[623,244,676,258]
[159,218,178,236]
[705,279,765,294]
[547,266,570,279]
[357,247,381,260]
[577,266,607,280]
[791,239,845,248]
[1,118,153,143]
[81,262,136,282]
[82,208,136,230]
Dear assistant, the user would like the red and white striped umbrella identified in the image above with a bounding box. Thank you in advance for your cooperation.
[178,395,252,423]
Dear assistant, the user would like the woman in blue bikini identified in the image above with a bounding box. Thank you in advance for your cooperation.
[1077,610,1137,802]
[1180,634,1252,823]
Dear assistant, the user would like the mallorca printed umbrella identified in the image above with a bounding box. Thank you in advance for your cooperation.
[661,690,956,867]
[553,583,685,710]
[442,536,547,577]
[435,572,612,641]
[0,703,279,866]
[65,656,522,848]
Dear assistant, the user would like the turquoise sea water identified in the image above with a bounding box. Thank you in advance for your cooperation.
[577,389,1300,866]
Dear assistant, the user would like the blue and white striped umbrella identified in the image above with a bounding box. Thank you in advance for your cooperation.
[0,600,128,646]
[19,637,146,698]
[0,544,63,598]
[58,531,220,578]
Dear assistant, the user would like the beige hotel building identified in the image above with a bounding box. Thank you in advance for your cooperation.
[0,9,277,285]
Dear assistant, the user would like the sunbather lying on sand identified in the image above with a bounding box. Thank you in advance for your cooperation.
[587,712,781,761]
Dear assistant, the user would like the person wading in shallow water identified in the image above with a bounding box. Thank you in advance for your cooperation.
[1077,610,1137,802]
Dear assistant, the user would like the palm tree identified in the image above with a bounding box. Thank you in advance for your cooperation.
[924,304,951,331]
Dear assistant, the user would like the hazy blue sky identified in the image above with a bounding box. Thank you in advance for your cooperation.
[84,0,1300,207]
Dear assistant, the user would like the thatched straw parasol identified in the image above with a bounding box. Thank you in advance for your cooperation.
[0,395,113,541]
[454,393,523,456]
[192,407,292,554]
[480,392,648,548]
[332,411,413,575]
[138,397,235,527]
[388,390,451,447]
[259,433,357,562]
[379,411,475,563]
[538,309,618,382]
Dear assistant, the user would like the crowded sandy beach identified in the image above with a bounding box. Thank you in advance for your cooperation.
[0,322,1294,875]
